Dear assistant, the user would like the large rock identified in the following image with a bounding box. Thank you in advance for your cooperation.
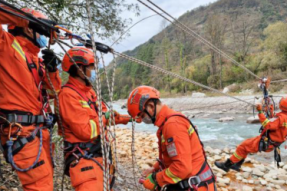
[252,168,264,177]
[218,117,234,122]
[260,179,267,186]
[278,175,287,181]
[214,155,222,161]
[246,116,260,124]
[242,167,252,172]
[242,185,253,191]
[242,172,250,179]
[191,92,206,98]
[271,179,285,185]
[222,87,229,94]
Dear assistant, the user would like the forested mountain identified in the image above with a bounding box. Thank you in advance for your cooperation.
[102,0,287,99]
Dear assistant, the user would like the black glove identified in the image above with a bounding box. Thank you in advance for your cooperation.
[42,49,59,72]
[28,19,59,37]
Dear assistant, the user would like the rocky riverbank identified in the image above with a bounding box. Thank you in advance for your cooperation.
[1,126,287,191]
[116,93,284,116]
[115,128,287,191]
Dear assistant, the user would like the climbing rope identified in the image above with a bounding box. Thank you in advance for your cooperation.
[100,53,119,177]
[113,50,255,106]
[137,0,261,80]
[110,13,163,47]
[7,127,43,172]
[179,97,255,111]
[271,79,287,83]
[85,1,110,190]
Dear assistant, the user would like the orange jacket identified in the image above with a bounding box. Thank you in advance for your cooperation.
[58,76,108,143]
[0,10,61,116]
[153,105,206,187]
[259,111,287,143]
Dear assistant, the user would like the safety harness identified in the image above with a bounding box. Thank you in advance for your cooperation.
[63,83,98,111]
[62,83,115,189]
[259,124,286,168]
[158,114,216,191]
[0,50,55,172]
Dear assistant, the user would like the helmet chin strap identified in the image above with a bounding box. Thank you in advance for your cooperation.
[22,29,41,48]
[79,66,91,86]
[144,99,157,123]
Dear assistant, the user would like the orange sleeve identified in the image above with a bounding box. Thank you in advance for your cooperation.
[0,6,28,47]
[0,6,28,27]
[101,101,108,112]
[156,122,192,186]
[115,114,131,125]
[258,113,280,131]
[59,91,100,141]
[44,70,62,98]
[153,162,160,172]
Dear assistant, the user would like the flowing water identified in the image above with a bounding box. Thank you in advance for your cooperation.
[114,104,287,162]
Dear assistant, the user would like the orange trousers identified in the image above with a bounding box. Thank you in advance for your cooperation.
[198,182,216,191]
[1,128,53,191]
[230,135,274,163]
[69,157,104,191]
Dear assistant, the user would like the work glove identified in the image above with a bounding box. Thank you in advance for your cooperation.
[129,117,142,123]
[256,104,263,112]
[104,110,130,125]
[143,173,157,191]
[42,49,60,72]
[28,19,59,37]
[141,167,155,177]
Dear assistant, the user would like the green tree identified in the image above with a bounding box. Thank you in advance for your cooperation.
[9,0,139,39]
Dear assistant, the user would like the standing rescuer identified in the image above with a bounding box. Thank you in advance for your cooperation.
[0,6,61,191]
[215,96,287,172]
[127,86,217,191]
[59,46,139,191]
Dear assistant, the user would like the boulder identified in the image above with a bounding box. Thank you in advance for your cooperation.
[242,167,252,172]
[218,117,234,122]
[260,179,267,186]
[222,87,229,94]
[252,168,264,177]
[191,92,206,98]
[278,175,287,181]
[246,116,260,124]
[242,172,250,179]
[242,185,253,191]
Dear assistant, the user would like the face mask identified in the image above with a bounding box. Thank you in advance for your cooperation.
[89,70,96,80]
[142,115,153,124]
[36,35,47,48]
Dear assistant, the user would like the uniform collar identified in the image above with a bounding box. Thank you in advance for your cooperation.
[154,105,174,128]
[16,36,40,56]
[68,76,92,93]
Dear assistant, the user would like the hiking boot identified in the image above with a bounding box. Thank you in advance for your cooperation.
[230,159,245,172]
[215,159,234,172]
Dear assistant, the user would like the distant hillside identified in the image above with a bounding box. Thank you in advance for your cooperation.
[102,0,287,100]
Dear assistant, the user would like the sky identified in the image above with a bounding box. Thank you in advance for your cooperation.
[101,0,218,64]
[3,0,218,64]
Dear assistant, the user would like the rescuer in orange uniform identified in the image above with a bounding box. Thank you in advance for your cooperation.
[127,86,216,191]
[59,47,137,191]
[215,96,287,172]
[0,6,61,191]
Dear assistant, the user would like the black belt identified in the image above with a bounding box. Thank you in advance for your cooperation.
[0,109,45,126]
[165,171,215,190]
[6,114,45,125]
[164,161,216,191]
[64,140,102,155]
[269,139,282,147]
